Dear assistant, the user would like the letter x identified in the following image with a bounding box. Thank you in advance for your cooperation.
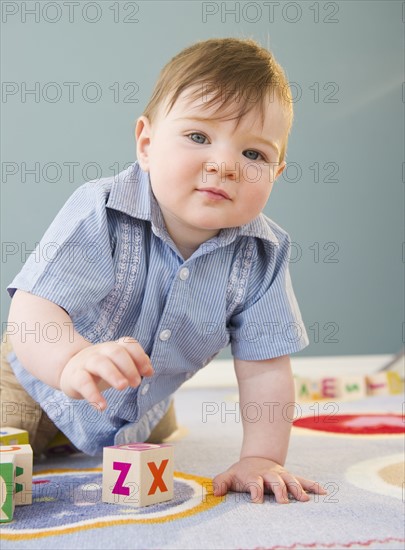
[147,459,168,495]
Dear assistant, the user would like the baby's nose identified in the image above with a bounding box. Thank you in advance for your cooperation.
[219,161,239,181]
[216,147,240,181]
[202,147,240,182]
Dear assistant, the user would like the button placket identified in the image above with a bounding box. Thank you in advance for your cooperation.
[151,262,192,371]
[140,383,150,395]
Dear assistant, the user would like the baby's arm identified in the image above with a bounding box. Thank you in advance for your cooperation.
[8,290,153,409]
[213,355,326,503]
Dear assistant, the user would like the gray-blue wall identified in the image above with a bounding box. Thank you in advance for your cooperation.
[1,1,403,357]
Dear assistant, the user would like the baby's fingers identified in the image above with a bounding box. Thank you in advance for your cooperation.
[212,471,233,497]
[98,345,142,388]
[282,475,310,502]
[247,476,264,504]
[68,369,107,410]
[86,356,133,392]
[263,474,290,504]
[116,337,154,378]
[213,472,265,503]
[295,476,328,495]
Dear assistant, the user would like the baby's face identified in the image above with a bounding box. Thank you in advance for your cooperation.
[136,87,289,249]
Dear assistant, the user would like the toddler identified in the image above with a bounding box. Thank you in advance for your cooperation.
[2,37,326,504]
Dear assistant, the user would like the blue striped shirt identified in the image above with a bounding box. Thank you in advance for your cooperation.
[7,161,309,454]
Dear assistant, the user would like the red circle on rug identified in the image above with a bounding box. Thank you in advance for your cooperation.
[293,414,405,434]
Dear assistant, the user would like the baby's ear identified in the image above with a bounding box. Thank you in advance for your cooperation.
[135,116,152,171]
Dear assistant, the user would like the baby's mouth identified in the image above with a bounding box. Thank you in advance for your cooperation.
[197,187,231,200]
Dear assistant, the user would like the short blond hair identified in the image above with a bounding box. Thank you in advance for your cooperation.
[143,37,293,163]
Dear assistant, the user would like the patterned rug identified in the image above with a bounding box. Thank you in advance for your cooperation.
[1,390,404,550]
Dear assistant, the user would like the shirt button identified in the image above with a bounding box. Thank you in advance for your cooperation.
[179,267,189,280]
[159,329,172,341]
[141,384,150,395]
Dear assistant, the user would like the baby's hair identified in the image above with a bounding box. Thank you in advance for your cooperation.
[142,37,293,163]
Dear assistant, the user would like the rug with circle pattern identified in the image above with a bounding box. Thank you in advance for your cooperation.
[1,390,404,550]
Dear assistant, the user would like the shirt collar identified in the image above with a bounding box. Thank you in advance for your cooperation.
[106,161,152,221]
[106,161,279,247]
[237,215,280,245]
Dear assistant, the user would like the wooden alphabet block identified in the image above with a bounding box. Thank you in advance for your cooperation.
[102,443,174,507]
[0,455,15,523]
[321,377,341,399]
[366,371,404,395]
[366,373,390,396]
[0,427,29,446]
[308,379,322,400]
[0,444,33,505]
[294,377,313,401]
[338,376,367,401]
[386,371,404,394]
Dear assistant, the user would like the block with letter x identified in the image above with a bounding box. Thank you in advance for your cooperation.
[102,443,174,507]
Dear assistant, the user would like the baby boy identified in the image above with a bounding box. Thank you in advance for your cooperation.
[3,37,326,504]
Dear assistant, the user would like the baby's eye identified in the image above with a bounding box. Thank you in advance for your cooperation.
[243,150,265,161]
[188,132,208,144]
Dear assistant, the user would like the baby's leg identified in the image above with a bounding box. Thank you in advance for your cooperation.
[0,333,58,458]
[115,396,178,445]
[146,400,177,443]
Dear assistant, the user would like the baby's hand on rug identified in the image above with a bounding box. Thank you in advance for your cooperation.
[212,457,327,504]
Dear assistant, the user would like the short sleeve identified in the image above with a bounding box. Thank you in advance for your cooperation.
[230,232,309,360]
[7,181,115,316]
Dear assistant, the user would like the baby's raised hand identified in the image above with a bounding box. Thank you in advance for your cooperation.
[59,336,154,410]
[213,457,327,504]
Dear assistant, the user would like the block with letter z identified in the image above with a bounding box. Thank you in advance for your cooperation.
[102,443,174,507]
